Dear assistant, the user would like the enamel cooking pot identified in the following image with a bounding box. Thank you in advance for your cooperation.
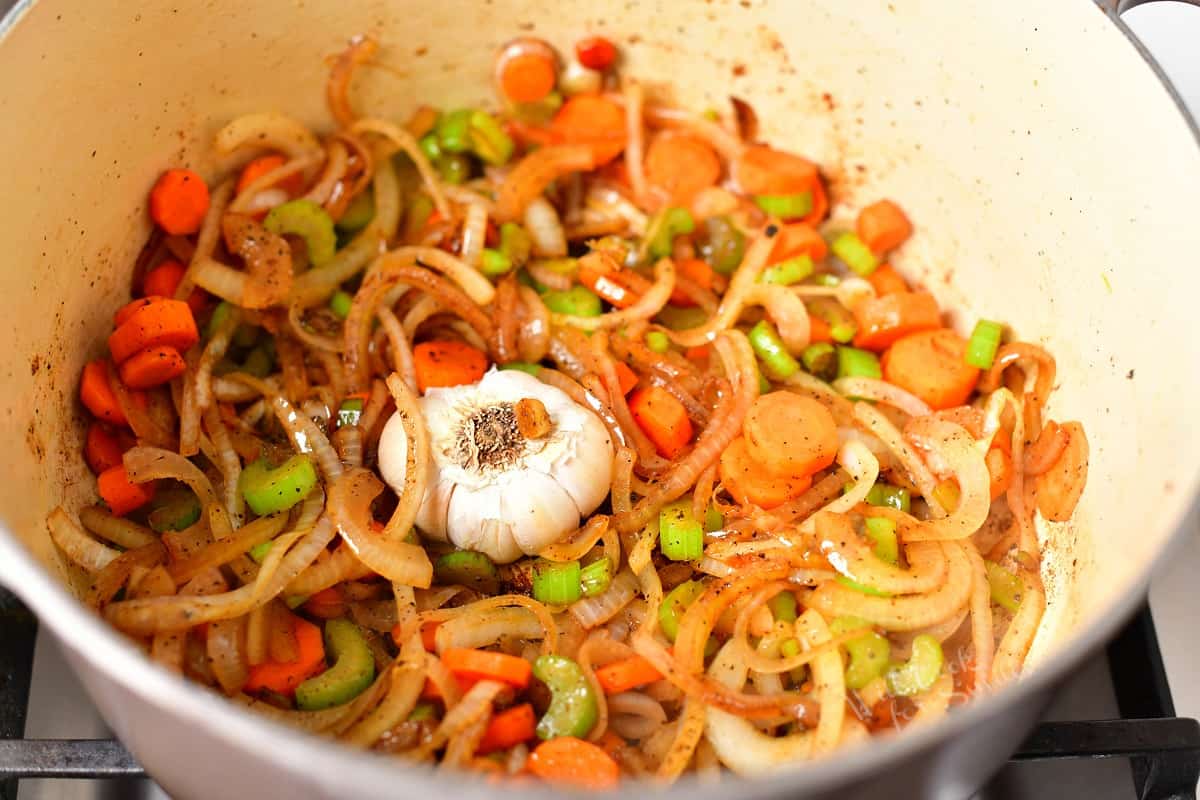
[0,0,1198,797]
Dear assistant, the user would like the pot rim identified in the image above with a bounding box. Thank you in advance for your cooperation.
[0,0,1197,796]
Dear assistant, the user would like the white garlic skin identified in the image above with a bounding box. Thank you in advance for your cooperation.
[378,369,614,563]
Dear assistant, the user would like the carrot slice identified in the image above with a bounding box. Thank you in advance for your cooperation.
[645,132,721,205]
[881,329,980,410]
[808,315,833,344]
[732,145,819,196]
[802,175,830,226]
[719,436,813,509]
[852,291,942,352]
[550,95,627,165]
[85,423,126,474]
[527,737,620,790]
[80,360,128,426]
[629,385,693,458]
[670,257,716,306]
[412,340,489,392]
[478,703,537,754]
[857,199,913,254]
[237,154,305,197]
[578,258,651,309]
[1035,421,1088,522]
[772,222,828,262]
[302,587,347,620]
[142,260,186,299]
[108,299,199,364]
[500,52,557,104]
[149,168,210,236]
[118,345,188,389]
[743,392,838,479]
[97,464,156,517]
[614,361,639,396]
[244,616,327,695]
[594,655,663,694]
[985,446,1013,501]
[114,297,161,328]
[442,648,532,689]
[867,263,910,297]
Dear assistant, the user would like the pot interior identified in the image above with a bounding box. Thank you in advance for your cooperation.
[1,0,1199,771]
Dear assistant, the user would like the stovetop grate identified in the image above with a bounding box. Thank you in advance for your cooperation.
[1,590,1197,799]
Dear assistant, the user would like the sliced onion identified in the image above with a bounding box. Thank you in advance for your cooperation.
[220,214,294,308]
[524,196,568,258]
[990,567,1045,685]
[569,568,639,629]
[552,257,675,331]
[376,246,496,305]
[328,469,432,588]
[667,231,773,347]
[286,543,374,596]
[177,180,235,300]
[797,609,846,756]
[326,35,377,129]
[351,117,449,219]
[963,542,995,691]
[745,283,810,353]
[78,506,157,549]
[123,446,233,541]
[516,286,551,362]
[903,419,991,541]
[834,377,931,418]
[495,144,596,222]
[342,662,424,747]
[202,405,245,527]
[853,402,945,518]
[208,615,249,695]
[214,112,322,159]
[47,508,119,572]
[459,200,488,268]
[624,80,648,204]
[226,373,343,484]
[412,680,506,761]
[798,440,879,532]
[433,607,543,652]
[230,153,323,213]
[815,512,947,595]
[166,509,290,584]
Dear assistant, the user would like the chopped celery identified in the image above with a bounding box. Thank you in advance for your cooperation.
[885,634,943,696]
[659,501,704,562]
[248,540,273,564]
[241,345,273,378]
[844,630,891,689]
[264,199,337,267]
[985,561,1023,613]
[329,290,353,320]
[239,455,318,516]
[808,297,857,343]
[404,193,434,240]
[533,655,598,739]
[749,320,800,380]
[753,192,813,220]
[645,331,671,353]
[435,109,473,153]
[801,342,838,381]
[835,575,892,598]
[768,591,798,623]
[510,91,564,124]
[649,207,695,259]
[232,323,259,349]
[468,110,515,166]
[532,559,583,605]
[699,216,746,274]
[864,517,899,565]
[205,301,234,340]
[295,619,375,711]
[500,361,541,377]
[579,558,612,597]
[812,273,841,287]
[147,487,200,533]
[499,222,533,267]
[966,319,1004,369]
[337,397,364,428]
[757,368,772,394]
[408,702,437,722]
[336,191,375,233]
[836,346,882,380]
[865,483,911,513]
[760,254,814,286]
[542,286,602,317]
[658,580,704,641]
[435,153,472,185]
[655,304,708,331]
[703,506,724,533]
[831,232,878,277]
[419,132,442,162]
[479,248,513,277]
[434,550,501,594]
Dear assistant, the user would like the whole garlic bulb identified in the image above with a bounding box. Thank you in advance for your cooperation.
[378,369,614,563]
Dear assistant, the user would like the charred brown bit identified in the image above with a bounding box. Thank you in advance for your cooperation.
[514,397,552,439]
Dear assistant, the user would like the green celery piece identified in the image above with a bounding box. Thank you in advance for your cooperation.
[295,619,375,711]
[533,655,598,739]
[264,199,337,267]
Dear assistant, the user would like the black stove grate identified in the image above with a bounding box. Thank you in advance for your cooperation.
[0,589,1197,800]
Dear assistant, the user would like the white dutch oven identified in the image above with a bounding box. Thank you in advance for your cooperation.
[0,0,1198,797]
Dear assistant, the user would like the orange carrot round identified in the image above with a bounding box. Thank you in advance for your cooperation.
[500,52,557,104]
[645,132,721,205]
[1035,421,1088,522]
[237,154,306,196]
[772,222,828,262]
[881,329,980,410]
[142,260,187,299]
[857,199,913,254]
[613,360,639,396]
[442,647,532,689]
[628,385,693,458]
[550,95,627,165]
[867,263,910,296]
[743,392,838,479]
[97,464,156,517]
[733,145,819,196]
[527,737,620,790]
[85,423,126,474]
[244,616,327,694]
[719,436,813,509]
[478,703,537,754]
[149,168,210,236]
[80,360,128,426]
[852,291,942,352]
[119,345,188,389]
[302,587,347,620]
[114,296,161,328]
[412,340,489,392]
[108,298,199,364]
[986,446,1013,501]
[594,655,663,694]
